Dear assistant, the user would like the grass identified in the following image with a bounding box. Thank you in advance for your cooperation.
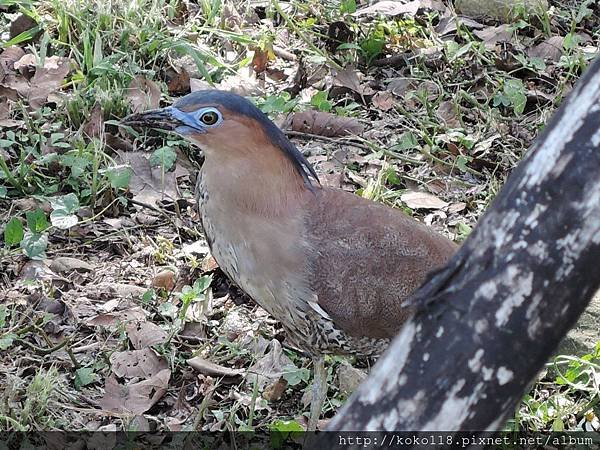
[1,0,599,433]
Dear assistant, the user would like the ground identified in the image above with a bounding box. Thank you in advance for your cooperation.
[0,0,599,435]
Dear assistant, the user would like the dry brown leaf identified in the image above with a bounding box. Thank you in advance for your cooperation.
[110,348,169,379]
[251,47,271,73]
[126,321,169,349]
[334,68,375,96]
[0,47,25,78]
[152,269,177,291]
[473,25,513,48]
[246,339,295,390]
[28,56,71,109]
[167,68,190,96]
[186,356,245,377]
[49,256,94,273]
[436,101,460,128]
[115,150,182,206]
[528,36,564,62]
[262,378,288,402]
[82,103,104,139]
[372,91,396,111]
[401,191,449,209]
[354,0,422,16]
[98,369,170,415]
[288,110,364,137]
[87,307,147,328]
[126,75,161,113]
[9,14,38,40]
[215,68,263,96]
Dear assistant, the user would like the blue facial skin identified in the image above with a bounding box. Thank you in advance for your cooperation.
[166,106,223,135]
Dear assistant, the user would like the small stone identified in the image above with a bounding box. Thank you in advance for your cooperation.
[336,362,367,395]
[220,308,252,341]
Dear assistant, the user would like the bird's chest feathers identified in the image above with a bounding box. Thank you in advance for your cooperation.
[196,169,312,322]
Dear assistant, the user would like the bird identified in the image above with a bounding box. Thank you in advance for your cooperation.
[122,90,457,430]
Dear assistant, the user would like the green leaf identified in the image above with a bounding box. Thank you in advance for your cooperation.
[282,365,310,386]
[50,193,80,214]
[393,132,418,152]
[50,193,80,229]
[504,79,527,115]
[20,232,48,259]
[0,333,16,350]
[150,147,177,171]
[74,367,97,389]
[4,217,24,246]
[0,305,7,328]
[26,208,50,233]
[0,186,6,198]
[106,166,132,189]
[50,209,79,229]
[339,0,357,14]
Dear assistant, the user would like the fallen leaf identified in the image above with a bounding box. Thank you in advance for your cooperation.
[473,25,513,49]
[0,47,25,78]
[353,0,421,17]
[152,269,177,291]
[87,307,147,327]
[49,256,94,273]
[246,339,295,390]
[126,321,169,349]
[288,110,364,137]
[528,36,564,62]
[115,150,183,206]
[110,348,169,379]
[186,356,245,377]
[82,103,104,139]
[126,75,161,113]
[98,369,171,415]
[334,68,375,96]
[166,67,190,96]
[401,191,449,209]
[28,56,71,109]
[436,101,460,128]
[372,91,396,111]
[262,378,288,402]
[9,14,38,40]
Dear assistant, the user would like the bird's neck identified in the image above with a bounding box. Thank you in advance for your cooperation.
[200,144,311,217]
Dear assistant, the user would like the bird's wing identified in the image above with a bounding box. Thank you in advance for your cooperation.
[305,188,457,340]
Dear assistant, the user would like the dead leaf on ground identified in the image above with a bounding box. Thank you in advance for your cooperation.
[126,75,161,113]
[473,25,514,49]
[186,356,245,377]
[110,348,169,379]
[353,0,423,17]
[401,191,449,209]
[166,67,190,96]
[436,101,461,128]
[9,14,38,40]
[152,269,177,291]
[82,103,104,139]
[215,68,264,96]
[190,78,212,92]
[0,47,25,78]
[126,321,169,349]
[528,36,564,62]
[251,47,273,73]
[28,56,71,109]
[333,68,375,97]
[115,150,184,206]
[387,77,440,101]
[98,369,171,415]
[246,339,295,390]
[49,256,94,273]
[288,110,364,137]
[372,91,396,111]
[262,378,288,402]
[87,307,147,328]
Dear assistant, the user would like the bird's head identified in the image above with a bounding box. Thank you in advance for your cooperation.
[122,90,319,187]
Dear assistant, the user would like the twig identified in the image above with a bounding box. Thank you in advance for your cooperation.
[15,337,70,355]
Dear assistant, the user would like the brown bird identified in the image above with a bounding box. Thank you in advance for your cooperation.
[123,90,457,429]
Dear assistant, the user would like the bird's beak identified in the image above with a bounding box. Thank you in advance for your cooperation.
[121,107,179,131]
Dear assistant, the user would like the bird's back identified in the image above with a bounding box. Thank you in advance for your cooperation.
[305,187,457,342]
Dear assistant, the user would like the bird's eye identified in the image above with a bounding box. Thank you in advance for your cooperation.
[199,110,220,126]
